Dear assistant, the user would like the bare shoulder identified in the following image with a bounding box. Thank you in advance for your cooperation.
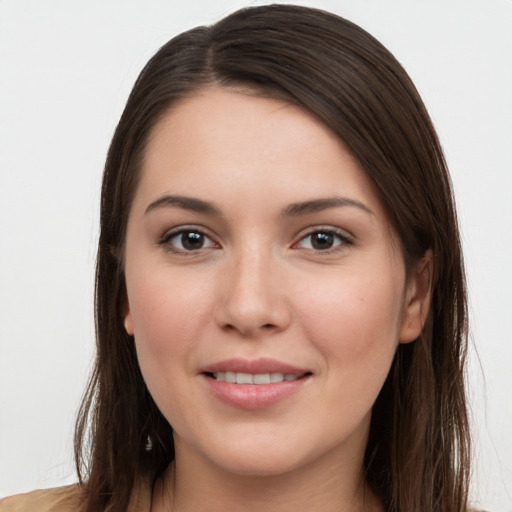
[0,484,82,512]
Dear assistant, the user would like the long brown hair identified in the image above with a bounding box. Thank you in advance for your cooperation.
[75,5,470,511]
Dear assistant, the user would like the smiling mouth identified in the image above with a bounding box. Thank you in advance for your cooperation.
[202,361,312,408]
[205,371,311,384]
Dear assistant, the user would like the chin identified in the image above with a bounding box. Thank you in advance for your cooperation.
[189,427,355,479]
[174,428,312,478]
[211,448,309,477]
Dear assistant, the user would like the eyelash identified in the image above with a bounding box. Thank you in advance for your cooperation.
[158,227,353,254]
[159,227,218,254]
[294,228,353,254]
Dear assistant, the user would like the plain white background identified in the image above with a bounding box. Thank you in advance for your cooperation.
[0,0,511,509]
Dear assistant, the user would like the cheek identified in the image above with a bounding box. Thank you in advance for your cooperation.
[283,266,405,446]
[296,269,404,372]
[126,269,214,389]
[127,271,218,431]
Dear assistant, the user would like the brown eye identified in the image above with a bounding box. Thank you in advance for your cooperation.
[180,231,205,250]
[163,229,217,252]
[296,230,350,251]
[310,232,335,250]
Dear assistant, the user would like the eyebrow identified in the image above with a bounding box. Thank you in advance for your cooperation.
[144,194,373,218]
[281,196,374,217]
[145,195,221,216]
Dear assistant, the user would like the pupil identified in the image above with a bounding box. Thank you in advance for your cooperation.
[182,232,203,250]
[312,232,333,250]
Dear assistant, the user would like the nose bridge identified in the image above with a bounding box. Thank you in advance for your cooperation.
[216,241,288,335]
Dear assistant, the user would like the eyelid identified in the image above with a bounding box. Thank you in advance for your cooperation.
[292,226,354,252]
[157,224,352,254]
[159,225,220,253]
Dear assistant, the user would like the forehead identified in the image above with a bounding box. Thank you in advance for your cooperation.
[134,86,386,220]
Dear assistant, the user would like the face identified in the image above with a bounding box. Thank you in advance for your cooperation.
[123,87,430,478]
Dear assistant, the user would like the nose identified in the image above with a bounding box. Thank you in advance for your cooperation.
[214,247,291,337]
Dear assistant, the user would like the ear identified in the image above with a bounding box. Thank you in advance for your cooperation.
[123,298,134,336]
[399,250,433,344]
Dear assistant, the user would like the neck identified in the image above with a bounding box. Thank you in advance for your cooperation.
[151,439,383,512]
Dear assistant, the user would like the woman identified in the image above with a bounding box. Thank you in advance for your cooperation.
[1,4,470,511]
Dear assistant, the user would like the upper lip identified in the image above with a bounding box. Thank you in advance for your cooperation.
[200,358,310,375]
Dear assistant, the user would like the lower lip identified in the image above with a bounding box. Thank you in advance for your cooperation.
[202,375,310,410]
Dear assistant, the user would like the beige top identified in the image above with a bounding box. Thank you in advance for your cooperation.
[0,484,489,512]
[0,479,152,512]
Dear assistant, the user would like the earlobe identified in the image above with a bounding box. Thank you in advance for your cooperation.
[123,300,134,336]
[399,250,433,344]
[124,314,134,336]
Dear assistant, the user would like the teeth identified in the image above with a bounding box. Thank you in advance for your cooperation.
[236,372,253,384]
[253,373,271,384]
[213,372,301,384]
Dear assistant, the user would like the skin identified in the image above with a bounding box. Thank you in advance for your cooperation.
[123,87,432,511]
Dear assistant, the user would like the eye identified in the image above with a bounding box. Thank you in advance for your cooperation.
[161,229,218,253]
[296,229,350,252]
